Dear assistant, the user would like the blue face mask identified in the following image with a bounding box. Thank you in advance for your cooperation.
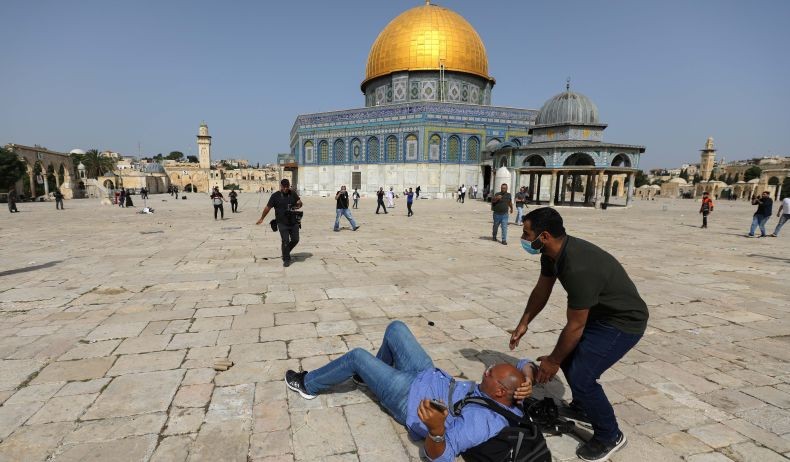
[521,236,543,255]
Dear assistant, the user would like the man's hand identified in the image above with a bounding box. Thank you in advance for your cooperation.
[513,379,533,402]
[535,356,560,384]
[417,399,448,435]
[509,324,528,350]
[256,218,264,225]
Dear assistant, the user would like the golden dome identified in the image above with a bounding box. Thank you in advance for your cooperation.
[363,2,493,88]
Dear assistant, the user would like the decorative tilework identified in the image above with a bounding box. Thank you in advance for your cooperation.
[428,134,441,161]
[334,139,345,163]
[319,141,329,164]
[351,139,362,161]
[367,137,380,162]
[375,86,386,106]
[421,81,437,101]
[449,81,460,101]
[405,134,418,161]
[386,136,398,162]
[470,86,480,104]
[448,136,460,162]
[467,136,480,162]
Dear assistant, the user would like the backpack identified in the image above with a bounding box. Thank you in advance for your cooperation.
[453,395,552,462]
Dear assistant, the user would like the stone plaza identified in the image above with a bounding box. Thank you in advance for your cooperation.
[0,194,788,462]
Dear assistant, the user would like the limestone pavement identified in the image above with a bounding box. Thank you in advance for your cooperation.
[0,193,788,461]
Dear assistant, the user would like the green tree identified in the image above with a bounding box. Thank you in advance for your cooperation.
[166,151,184,161]
[0,147,27,190]
[186,155,199,163]
[154,153,164,162]
[733,173,740,182]
[708,172,715,181]
[725,173,733,185]
[79,149,117,179]
[692,173,701,184]
[782,178,790,199]
[718,173,727,182]
[679,168,689,181]
[744,166,762,182]
[634,170,648,188]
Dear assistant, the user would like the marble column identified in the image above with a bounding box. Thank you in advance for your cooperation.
[626,172,635,206]
[549,171,557,206]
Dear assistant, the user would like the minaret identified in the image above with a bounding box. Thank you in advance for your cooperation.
[700,137,716,181]
[197,122,211,169]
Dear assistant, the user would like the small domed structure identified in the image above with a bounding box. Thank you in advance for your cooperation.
[535,88,600,126]
[668,177,688,184]
[70,149,86,155]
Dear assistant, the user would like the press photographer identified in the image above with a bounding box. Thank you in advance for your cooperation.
[256,179,303,267]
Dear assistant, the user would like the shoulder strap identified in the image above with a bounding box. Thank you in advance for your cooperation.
[453,395,524,425]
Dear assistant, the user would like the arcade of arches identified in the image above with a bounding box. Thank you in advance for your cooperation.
[5,144,79,199]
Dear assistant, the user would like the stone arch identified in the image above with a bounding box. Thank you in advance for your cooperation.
[563,152,595,166]
[333,139,345,163]
[184,183,195,192]
[611,153,631,168]
[367,137,380,162]
[612,180,620,196]
[769,176,781,199]
[386,135,398,162]
[103,179,115,189]
[486,138,502,151]
[427,134,441,161]
[318,141,329,164]
[448,136,461,162]
[350,138,362,162]
[404,133,418,161]
[303,140,314,164]
[510,138,522,147]
[499,156,508,168]
[466,136,480,162]
[523,155,545,167]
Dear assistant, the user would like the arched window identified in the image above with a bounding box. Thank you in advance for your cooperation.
[510,138,522,147]
[524,155,545,167]
[499,157,508,168]
[405,134,418,161]
[467,137,480,162]
[334,139,345,163]
[611,153,631,168]
[428,134,441,161]
[318,141,329,164]
[367,137,380,163]
[448,136,461,162]
[386,136,398,162]
[351,138,362,161]
[303,140,314,163]
[564,153,595,166]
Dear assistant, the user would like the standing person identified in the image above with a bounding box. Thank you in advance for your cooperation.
[461,184,467,203]
[473,184,478,199]
[352,188,360,209]
[125,189,134,207]
[699,192,714,228]
[514,187,527,225]
[256,179,302,267]
[334,186,359,232]
[210,186,226,220]
[376,187,388,214]
[456,185,462,203]
[387,187,395,208]
[118,189,126,207]
[748,191,773,237]
[7,188,19,213]
[770,194,790,237]
[53,188,64,210]
[510,207,648,462]
[405,187,415,217]
[491,183,513,245]
[416,185,421,198]
[229,189,239,213]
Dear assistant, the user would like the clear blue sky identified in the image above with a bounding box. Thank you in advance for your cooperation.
[1,0,788,169]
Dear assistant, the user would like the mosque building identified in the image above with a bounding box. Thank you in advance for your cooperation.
[291,1,645,204]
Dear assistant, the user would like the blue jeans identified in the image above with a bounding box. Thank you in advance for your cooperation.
[493,213,509,241]
[334,208,357,230]
[749,214,770,236]
[561,320,642,445]
[773,214,789,236]
[515,205,524,224]
[303,321,433,424]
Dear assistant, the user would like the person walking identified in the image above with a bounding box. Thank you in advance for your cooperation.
[7,188,19,213]
[376,187,388,214]
[699,192,714,228]
[510,207,648,462]
[748,191,773,237]
[406,187,415,217]
[473,185,478,199]
[54,188,64,210]
[387,187,395,208]
[514,187,527,225]
[416,185,421,198]
[210,186,226,220]
[491,183,513,245]
[770,194,790,237]
[118,188,126,207]
[229,189,239,213]
[256,179,302,267]
[352,188,360,209]
[125,189,134,207]
[334,185,359,232]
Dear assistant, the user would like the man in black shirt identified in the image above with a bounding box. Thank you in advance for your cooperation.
[256,179,303,267]
[376,187,388,214]
[229,190,239,213]
[334,185,359,232]
[509,207,648,462]
[748,191,773,237]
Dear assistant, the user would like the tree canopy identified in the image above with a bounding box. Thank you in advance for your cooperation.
[0,147,28,190]
[69,149,116,179]
[743,166,762,182]
[166,151,185,161]
[186,155,199,163]
[634,170,649,188]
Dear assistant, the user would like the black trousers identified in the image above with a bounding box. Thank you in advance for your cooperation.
[702,212,709,228]
[278,223,300,261]
[407,202,413,216]
[376,199,387,213]
[231,200,238,212]
[214,204,224,219]
[56,199,64,210]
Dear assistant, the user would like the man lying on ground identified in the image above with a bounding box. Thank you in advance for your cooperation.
[285,320,535,462]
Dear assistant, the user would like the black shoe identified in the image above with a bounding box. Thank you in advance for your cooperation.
[285,370,316,399]
[492,236,497,241]
[576,432,627,462]
[283,260,291,267]
[352,226,359,231]
[352,374,367,388]
[502,241,507,245]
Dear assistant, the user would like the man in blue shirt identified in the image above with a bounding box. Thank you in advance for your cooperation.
[406,187,415,217]
[285,321,535,462]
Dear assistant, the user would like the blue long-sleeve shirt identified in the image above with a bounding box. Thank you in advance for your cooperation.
[406,359,532,462]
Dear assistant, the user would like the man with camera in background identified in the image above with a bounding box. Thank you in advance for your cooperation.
[334,185,359,232]
[256,179,302,267]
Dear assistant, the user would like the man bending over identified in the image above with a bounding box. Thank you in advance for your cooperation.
[285,320,535,462]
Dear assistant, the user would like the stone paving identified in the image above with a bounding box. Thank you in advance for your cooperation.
[0,193,788,462]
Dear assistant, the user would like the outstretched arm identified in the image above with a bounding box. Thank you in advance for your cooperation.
[536,308,589,383]
[256,205,272,225]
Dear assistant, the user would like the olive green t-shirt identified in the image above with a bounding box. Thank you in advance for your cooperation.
[540,236,649,334]
[492,192,512,214]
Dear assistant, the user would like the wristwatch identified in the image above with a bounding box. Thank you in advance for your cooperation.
[428,432,445,443]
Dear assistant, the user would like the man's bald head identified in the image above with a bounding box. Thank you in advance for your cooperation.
[480,363,526,405]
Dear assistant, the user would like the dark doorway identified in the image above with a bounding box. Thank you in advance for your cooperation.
[352,172,361,190]
[482,165,492,199]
